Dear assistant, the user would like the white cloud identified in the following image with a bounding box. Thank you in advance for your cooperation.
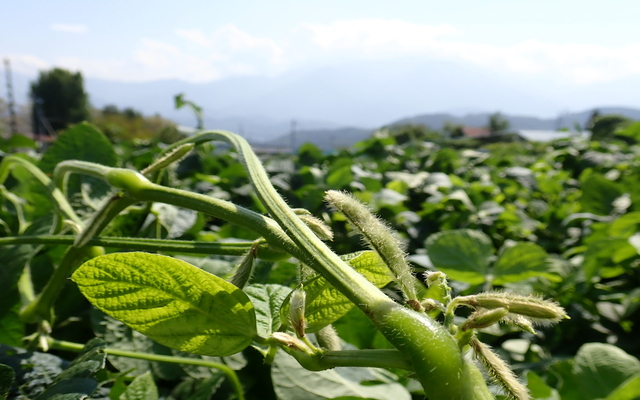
[298,19,640,85]
[175,29,210,47]
[302,19,459,52]
[13,19,640,86]
[51,23,88,34]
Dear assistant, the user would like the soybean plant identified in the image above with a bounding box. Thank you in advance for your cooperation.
[3,130,566,400]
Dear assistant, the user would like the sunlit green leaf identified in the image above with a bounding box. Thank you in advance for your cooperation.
[73,252,257,357]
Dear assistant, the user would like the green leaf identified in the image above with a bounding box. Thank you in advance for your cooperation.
[34,378,98,400]
[605,374,640,400]
[526,371,559,400]
[0,289,25,347]
[492,243,556,284]
[72,252,257,357]
[55,338,106,382]
[119,372,158,400]
[552,343,640,400]
[271,351,410,400]
[425,229,494,285]
[244,284,292,338]
[326,165,354,189]
[333,307,394,350]
[0,216,52,294]
[583,238,629,280]
[0,363,14,400]
[92,311,158,376]
[0,345,66,399]
[38,122,117,201]
[280,251,394,333]
[580,174,624,216]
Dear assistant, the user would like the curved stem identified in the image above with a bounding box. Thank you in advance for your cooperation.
[21,196,134,323]
[48,338,245,400]
[172,131,392,311]
[0,156,81,225]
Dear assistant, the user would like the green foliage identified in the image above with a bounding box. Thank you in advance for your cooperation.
[91,105,180,142]
[590,114,632,141]
[30,68,89,131]
[3,120,640,399]
[487,112,510,135]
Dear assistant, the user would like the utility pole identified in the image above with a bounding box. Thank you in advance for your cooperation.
[290,119,296,153]
[3,58,19,135]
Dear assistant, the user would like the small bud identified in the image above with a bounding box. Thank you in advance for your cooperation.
[316,325,341,351]
[460,308,509,331]
[296,212,334,241]
[426,271,446,287]
[502,314,536,334]
[229,250,255,289]
[271,332,308,352]
[289,286,307,338]
[420,298,444,312]
[406,299,424,312]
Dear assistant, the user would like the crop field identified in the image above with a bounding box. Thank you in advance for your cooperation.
[1,122,640,400]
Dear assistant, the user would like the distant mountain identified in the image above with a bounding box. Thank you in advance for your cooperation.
[262,127,373,151]
[390,107,640,131]
[7,58,640,142]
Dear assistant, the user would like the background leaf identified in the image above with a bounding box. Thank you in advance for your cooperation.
[119,371,158,400]
[271,351,410,400]
[425,229,494,284]
[0,363,14,400]
[580,174,624,216]
[492,242,556,284]
[38,122,117,204]
[72,252,257,357]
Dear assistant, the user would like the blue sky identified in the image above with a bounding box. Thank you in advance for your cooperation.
[3,0,640,87]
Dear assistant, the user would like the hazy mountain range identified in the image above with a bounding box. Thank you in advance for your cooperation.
[7,58,640,147]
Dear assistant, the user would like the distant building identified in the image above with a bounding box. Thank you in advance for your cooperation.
[461,126,491,138]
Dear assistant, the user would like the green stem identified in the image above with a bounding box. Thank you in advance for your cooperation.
[53,160,112,192]
[288,348,414,371]
[21,245,102,323]
[175,131,392,310]
[48,338,245,400]
[21,196,134,323]
[0,235,285,259]
[0,156,81,226]
[320,349,412,370]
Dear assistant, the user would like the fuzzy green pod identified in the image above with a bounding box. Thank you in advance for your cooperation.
[325,190,418,302]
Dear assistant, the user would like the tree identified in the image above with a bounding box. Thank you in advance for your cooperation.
[443,121,465,138]
[30,68,90,132]
[590,114,631,141]
[487,112,510,136]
